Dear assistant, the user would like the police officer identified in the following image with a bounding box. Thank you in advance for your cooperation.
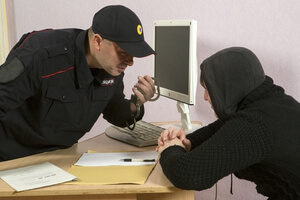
[0,5,156,161]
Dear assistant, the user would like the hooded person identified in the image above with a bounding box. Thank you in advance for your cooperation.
[157,47,300,199]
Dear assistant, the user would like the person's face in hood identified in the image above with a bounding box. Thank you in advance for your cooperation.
[204,89,212,106]
[200,80,213,108]
[201,81,218,118]
[200,47,265,120]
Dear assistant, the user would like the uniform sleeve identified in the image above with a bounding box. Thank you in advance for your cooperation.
[0,51,41,119]
[159,112,272,190]
[102,75,144,127]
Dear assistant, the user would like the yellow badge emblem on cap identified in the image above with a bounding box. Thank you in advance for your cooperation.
[137,25,143,35]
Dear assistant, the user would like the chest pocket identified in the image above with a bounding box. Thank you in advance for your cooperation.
[46,86,78,102]
[43,86,80,125]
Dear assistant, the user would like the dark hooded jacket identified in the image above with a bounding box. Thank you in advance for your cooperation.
[159,47,300,199]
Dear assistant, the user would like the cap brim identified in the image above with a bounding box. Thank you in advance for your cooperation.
[116,40,156,58]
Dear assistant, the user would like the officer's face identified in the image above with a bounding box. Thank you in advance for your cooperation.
[97,39,134,76]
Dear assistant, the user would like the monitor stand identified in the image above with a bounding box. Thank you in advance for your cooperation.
[159,102,202,134]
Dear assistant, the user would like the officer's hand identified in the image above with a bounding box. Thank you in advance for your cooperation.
[132,75,155,104]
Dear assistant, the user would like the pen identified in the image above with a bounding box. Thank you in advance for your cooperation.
[120,158,156,162]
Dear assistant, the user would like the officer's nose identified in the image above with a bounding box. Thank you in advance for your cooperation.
[124,57,134,66]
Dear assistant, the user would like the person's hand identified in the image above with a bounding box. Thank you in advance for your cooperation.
[156,127,191,152]
[157,137,185,154]
[132,75,155,104]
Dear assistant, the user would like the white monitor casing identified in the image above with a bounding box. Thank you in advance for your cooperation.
[153,19,200,133]
[153,19,198,105]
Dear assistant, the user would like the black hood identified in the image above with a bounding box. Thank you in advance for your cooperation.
[200,47,265,120]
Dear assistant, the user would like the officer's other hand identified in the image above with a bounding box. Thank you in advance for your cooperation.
[132,75,155,104]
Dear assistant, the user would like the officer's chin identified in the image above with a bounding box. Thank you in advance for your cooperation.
[109,70,122,77]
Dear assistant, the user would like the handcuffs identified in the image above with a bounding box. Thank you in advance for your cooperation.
[126,77,160,130]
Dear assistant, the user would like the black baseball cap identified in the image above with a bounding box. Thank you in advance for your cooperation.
[92,5,156,58]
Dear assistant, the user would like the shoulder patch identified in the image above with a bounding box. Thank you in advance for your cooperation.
[0,57,25,83]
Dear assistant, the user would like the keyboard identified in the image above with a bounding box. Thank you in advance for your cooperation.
[105,121,165,147]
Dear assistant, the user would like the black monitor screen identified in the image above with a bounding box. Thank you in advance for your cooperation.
[155,26,190,95]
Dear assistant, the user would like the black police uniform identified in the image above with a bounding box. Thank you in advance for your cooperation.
[0,29,144,161]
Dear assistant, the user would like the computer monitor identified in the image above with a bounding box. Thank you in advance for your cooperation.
[153,19,198,132]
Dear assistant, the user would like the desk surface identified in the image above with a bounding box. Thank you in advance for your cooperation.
[0,122,199,199]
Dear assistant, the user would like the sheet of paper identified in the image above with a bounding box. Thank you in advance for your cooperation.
[0,162,77,192]
[74,151,158,166]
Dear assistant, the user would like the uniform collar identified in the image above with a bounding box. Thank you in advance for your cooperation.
[75,30,94,88]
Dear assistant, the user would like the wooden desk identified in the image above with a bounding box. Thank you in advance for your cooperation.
[0,128,195,200]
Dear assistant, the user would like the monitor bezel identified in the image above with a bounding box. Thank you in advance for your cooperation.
[153,19,197,105]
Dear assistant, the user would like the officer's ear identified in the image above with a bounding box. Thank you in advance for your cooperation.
[93,34,103,51]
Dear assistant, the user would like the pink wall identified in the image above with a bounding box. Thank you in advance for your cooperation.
[9,0,300,199]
